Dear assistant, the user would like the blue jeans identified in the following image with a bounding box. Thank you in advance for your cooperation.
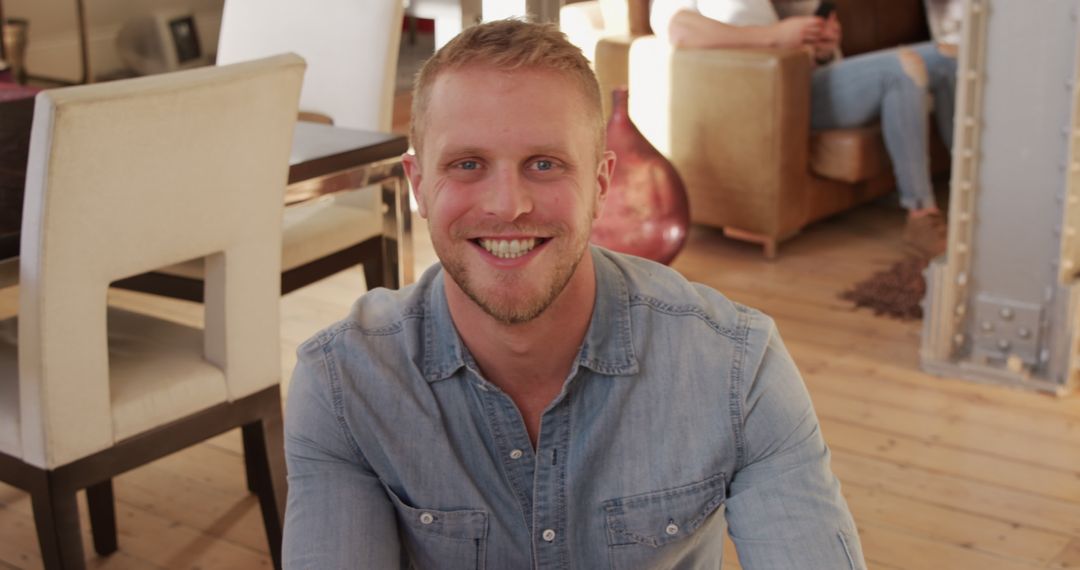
[810,42,958,210]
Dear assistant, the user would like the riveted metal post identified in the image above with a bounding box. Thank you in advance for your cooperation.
[922,0,1080,394]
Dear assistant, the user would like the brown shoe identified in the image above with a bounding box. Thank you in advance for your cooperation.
[902,212,947,258]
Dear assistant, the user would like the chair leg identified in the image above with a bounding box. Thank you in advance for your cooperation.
[86,479,118,556]
[29,478,85,570]
[242,402,287,570]
[722,227,785,260]
[242,430,260,494]
[363,244,388,291]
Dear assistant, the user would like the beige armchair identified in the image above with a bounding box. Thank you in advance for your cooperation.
[564,0,949,257]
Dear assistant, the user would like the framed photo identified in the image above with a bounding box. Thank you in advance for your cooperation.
[168,15,201,64]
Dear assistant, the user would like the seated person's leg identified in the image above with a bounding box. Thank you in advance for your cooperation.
[810,49,934,211]
[911,41,959,149]
[808,49,914,130]
[810,48,946,256]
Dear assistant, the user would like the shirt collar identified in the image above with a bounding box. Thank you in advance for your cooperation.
[420,246,640,383]
[421,269,468,382]
[575,246,639,376]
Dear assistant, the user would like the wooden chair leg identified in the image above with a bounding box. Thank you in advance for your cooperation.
[762,238,778,260]
[242,399,287,570]
[362,244,387,291]
[242,428,261,494]
[86,479,118,556]
[723,227,784,260]
[30,479,85,570]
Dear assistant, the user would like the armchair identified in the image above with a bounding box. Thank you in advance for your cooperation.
[565,0,949,257]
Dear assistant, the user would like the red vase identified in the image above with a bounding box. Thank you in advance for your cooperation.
[590,87,690,265]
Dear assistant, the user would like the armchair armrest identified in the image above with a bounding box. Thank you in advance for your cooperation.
[627,36,812,238]
[595,35,635,118]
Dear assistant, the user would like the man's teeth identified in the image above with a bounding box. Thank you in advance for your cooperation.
[480,238,539,259]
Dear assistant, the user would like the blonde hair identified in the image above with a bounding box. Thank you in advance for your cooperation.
[409,19,605,159]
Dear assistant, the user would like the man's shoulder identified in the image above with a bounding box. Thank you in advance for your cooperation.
[599,248,770,337]
[297,264,441,355]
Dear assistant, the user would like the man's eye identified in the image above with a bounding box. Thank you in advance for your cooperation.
[457,160,480,170]
[532,160,555,171]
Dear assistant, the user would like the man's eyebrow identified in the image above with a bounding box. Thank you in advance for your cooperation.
[438,147,486,159]
[437,144,575,160]
[525,145,574,158]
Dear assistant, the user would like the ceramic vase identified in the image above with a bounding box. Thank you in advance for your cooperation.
[590,87,690,265]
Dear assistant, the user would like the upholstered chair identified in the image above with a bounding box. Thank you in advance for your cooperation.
[0,54,304,569]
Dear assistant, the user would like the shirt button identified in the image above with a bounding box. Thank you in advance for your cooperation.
[541,529,556,542]
[665,522,679,535]
[509,449,524,459]
[419,512,434,525]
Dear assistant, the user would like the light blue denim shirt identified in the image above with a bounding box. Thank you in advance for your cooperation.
[283,247,865,569]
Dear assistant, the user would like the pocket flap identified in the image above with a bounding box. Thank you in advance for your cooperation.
[603,472,727,548]
[384,485,488,540]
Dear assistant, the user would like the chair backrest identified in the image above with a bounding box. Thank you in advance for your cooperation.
[834,0,931,56]
[17,54,305,468]
[217,0,404,132]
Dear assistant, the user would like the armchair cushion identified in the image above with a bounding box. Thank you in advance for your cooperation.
[809,125,889,184]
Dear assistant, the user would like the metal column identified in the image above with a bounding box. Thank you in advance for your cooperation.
[922,0,1080,394]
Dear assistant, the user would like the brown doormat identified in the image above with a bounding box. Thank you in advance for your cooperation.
[840,255,929,320]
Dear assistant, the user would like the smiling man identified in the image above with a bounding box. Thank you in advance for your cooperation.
[282,19,865,569]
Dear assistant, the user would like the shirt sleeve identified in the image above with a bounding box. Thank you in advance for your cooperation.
[723,315,867,569]
[281,340,402,569]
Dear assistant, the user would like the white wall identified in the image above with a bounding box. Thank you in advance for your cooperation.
[5,0,224,81]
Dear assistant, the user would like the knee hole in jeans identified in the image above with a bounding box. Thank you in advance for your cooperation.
[897,48,929,88]
[935,42,959,58]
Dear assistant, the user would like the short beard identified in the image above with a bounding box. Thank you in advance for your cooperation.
[439,238,589,326]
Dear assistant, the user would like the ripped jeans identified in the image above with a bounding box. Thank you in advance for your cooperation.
[810,42,958,211]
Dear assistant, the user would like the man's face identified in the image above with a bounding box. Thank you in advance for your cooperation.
[404,67,613,325]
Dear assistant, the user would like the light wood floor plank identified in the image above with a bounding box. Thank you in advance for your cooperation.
[811,385,1080,472]
[1050,538,1080,568]
[824,418,1080,504]
[857,522,1045,570]
[831,453,1080,538]
[842,484,1071,565]
[799,350,1080,443]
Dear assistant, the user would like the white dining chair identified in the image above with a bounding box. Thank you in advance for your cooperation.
[0,54,304,569]
[111,0,410,302]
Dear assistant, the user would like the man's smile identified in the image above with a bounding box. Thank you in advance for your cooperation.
[472,237,550,259]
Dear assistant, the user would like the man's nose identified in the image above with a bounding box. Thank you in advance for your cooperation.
[483,167,533,221]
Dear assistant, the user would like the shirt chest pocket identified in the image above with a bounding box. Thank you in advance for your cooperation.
[602,472,728,570]
[385,487,489,570]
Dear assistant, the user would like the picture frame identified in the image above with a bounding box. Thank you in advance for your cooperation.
[168,15,201,64]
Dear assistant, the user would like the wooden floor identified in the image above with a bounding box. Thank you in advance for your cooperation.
[2,105,1079,568]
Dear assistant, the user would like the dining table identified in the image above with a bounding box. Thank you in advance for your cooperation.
[0,84,414,286]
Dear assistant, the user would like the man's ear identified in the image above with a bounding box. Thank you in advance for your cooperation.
[402,152,427,218]
[593,150,617,219]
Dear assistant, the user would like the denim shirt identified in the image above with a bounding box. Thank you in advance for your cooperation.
[282,247,866,569]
